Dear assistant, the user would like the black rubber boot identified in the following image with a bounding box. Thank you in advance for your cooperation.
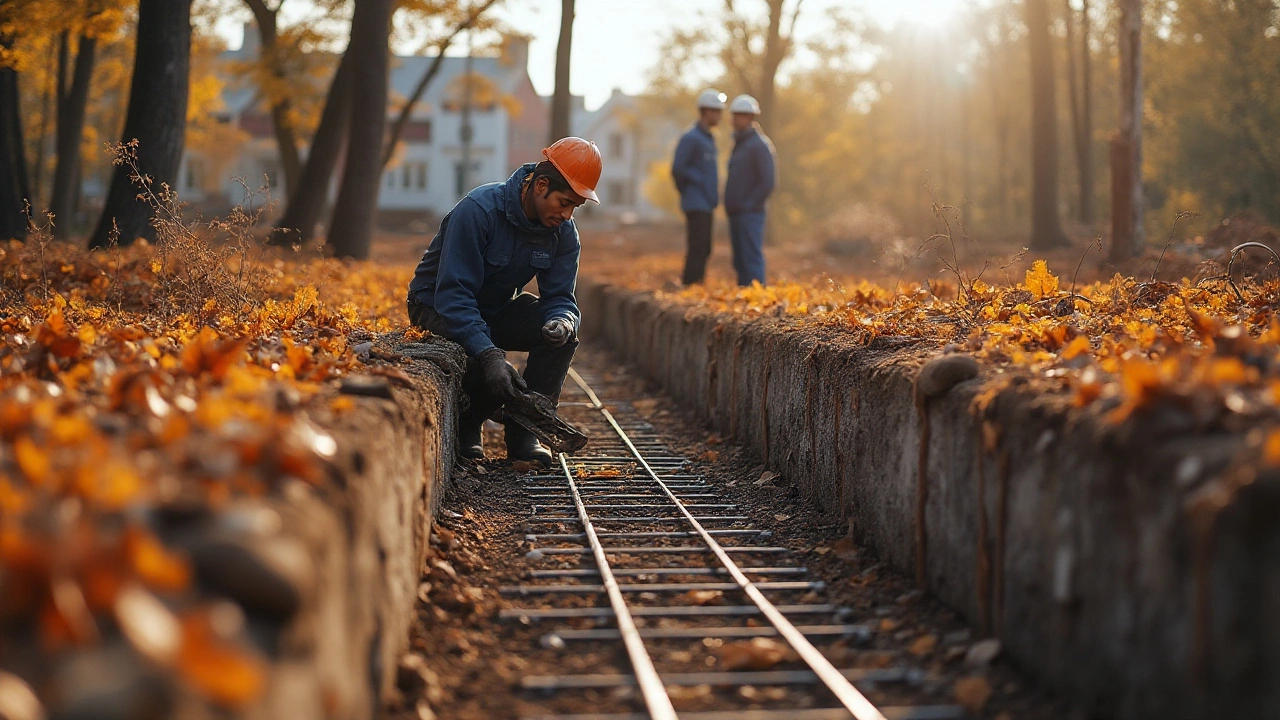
[457,416,484,460]
[505,423,553,466]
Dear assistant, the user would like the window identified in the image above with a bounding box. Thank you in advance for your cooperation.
[609,132,625,159]
[608,181,628,205]
[184,159,204,192]
[386,171,396,189]
[399,162,428,193]
[415,162,427,190]
[402,164,412,189]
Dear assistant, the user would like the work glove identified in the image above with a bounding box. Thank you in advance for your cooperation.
[542,317,576,348]
[477,347,526,401]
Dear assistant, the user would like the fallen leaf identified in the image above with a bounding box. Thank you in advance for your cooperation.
[755,470,779,486]
[909,634,938,656]
[773,514,790,522]
[699,450,719,462]
[878,618,900,633]
[954,675,992,712]
[719,637,789,671]
[684,590,724,606]
[965,638,1002,667]
[177,610,266,707]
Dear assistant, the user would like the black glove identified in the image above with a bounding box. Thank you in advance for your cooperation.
[478,347,526,400]
[541,317,576,347]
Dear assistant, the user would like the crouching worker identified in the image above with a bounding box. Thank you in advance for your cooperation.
[406,137,602,466]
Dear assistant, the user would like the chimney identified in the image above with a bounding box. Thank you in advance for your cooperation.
[241,21,260,56]
[500,33,530,69]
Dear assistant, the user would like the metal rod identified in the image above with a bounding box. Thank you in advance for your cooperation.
[499,604,842,620]
[567,368,889,720]
[547,623,871,641]
[528,566,806,578]
[500,580,823,595]
[520,667,909,690]
[525,530,768,541]
[530,546,790,555]
[533,504,737,511]
[523,516,751,524]
[520,708,966,720]
[555,454,675,720]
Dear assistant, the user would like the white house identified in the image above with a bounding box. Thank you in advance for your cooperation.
[179,27,548,222]
[177,25,679,226]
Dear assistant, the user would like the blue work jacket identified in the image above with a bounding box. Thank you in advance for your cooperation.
[406,164,581,357]
[671,123,719,213]
[724,125,776,216]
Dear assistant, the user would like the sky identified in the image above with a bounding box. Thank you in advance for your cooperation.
[216,0,973,111]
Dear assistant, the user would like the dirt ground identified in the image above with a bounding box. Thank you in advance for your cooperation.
[385,347,1083,720]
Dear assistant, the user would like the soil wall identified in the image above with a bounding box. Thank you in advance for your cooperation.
[577,279,1280,720]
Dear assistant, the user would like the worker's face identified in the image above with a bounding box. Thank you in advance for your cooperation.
[732,112,755,132]
[533,177,586,228]
[700,108,722,127]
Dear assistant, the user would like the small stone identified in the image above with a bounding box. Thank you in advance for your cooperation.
[540,633,566,650]
[45,644,172,720]
[192,536,311,622]
[114,584,180,665]
[965,638,1002,667]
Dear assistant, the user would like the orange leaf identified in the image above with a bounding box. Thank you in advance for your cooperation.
[177,610,267,707]
[126,527,191,592]
[14,436,50,485]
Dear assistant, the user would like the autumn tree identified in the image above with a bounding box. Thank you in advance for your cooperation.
[549,0,574,142]
[324,0,393,259]
[89,0,192,248]
[1025,0,1067,249]
[241,0,305,194]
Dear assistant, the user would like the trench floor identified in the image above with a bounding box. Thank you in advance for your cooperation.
[386,346,1076,720]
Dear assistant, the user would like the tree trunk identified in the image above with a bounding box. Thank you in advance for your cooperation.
[1063,0,1083,222]
[549,0,574,143]
[1109,0,1142,261]
[244,0,302,195]
[1078,0,1094,223]
[50,34,96,238]
[757,0,785,132]
[0,62,29,240]
[1026,0,1067,250]
[272,47,353,246]
[88,0,192,249]
[325,0,393,260]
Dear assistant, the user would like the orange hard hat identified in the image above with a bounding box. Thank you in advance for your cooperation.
[542,137,602,204]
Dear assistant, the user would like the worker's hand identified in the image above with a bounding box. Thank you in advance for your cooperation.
[477,347,527,401]
[542,317,576,348]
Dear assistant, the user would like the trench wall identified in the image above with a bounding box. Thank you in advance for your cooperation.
[578,279,1280,720]
[180,339,462,720]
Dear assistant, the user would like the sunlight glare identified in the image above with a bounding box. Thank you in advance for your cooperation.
[889,0,968,29]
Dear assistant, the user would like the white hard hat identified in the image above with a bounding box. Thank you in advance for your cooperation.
[696,88,726,110]
[730,94,761,115]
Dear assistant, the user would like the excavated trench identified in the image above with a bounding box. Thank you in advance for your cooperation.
[572,279,1280,720]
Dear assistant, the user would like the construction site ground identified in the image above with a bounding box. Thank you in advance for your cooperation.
[385,346,1078,720]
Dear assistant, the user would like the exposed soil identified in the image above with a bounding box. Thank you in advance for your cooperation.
[387,347,1080,720]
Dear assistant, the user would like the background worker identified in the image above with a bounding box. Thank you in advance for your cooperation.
[723,94,777,287]
[671,89,725,285]
[405,138,602,466]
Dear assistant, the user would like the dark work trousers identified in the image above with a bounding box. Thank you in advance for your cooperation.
[681,210,714,285]
[407,292,578,431]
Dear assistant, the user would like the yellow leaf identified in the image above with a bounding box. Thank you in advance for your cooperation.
[1061,335,1091,360]
[1024,260,1059,300]
[1264,429,1280,467]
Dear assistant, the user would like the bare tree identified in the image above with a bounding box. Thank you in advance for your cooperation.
[243,0,303,195]
[383,0,502,169]
[722,0,804,132]
[1109,0,1143,260]
[549,0,574,142]
[325,0,393,260]
[50,31,96,237]
[1026,0,1067,249]
[88,0,192,249]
